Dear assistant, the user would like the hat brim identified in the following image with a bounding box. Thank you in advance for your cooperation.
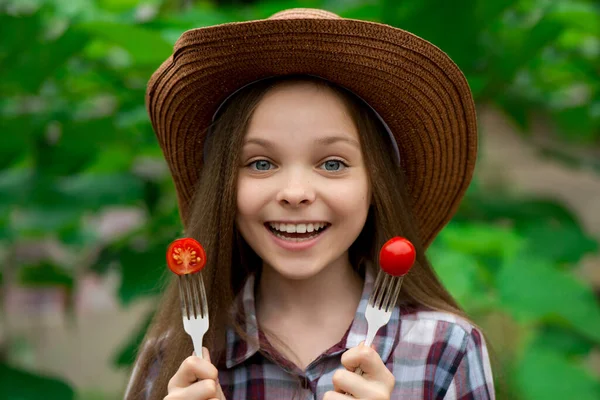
[147,18,477,247]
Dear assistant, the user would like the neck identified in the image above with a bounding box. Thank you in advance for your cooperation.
[255,255,364,324]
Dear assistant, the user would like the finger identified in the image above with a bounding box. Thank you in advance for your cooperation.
[169,378,219,400]
[331,368,365,393]
[202,347,211,362]
[340,343,394,391]
[323,390,353,400]
[202,347,222,385]
[341,343,383,376]
[341,343,373,370]
[167,355,219,390]
[193,347,210,359]
[332,368,390,399]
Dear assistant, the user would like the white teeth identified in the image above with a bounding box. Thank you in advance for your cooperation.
[269,222,328,233]
[268,222,330,242]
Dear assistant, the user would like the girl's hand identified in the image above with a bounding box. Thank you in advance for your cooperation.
[165,347,226,400]
[325,342,395,400]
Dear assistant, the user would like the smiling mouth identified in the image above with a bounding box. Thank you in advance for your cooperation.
[265,222,331,242]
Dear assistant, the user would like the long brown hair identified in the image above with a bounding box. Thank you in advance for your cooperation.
[125,76,466,400]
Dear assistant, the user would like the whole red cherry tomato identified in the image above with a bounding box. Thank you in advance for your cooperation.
[379,237,415,277]
[166,238,206,275]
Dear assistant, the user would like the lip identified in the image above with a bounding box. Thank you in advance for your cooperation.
[266,220,330,225]
[265,224,329,251]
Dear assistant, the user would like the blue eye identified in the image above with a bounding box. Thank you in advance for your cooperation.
[249,160,273,171]
[321,159,347,171]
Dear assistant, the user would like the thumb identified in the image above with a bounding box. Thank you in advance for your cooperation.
[202,347,211,362]
[201,347,225,399]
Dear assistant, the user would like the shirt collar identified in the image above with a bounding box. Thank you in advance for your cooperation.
[225,265,400,369]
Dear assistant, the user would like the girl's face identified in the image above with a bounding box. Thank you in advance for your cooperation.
[235,81,371,280]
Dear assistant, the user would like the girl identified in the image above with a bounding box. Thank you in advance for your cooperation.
[126,8,494,400]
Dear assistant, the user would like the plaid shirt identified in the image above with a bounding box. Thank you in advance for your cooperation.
[140,268,495,399]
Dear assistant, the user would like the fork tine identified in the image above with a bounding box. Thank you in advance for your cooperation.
[194,274,204,318]
[384,276,404,312]
[186,274,196,319]
[177,276,190,319]
[199,274,208,318]
[376,273,390,309]
[185,275,196,318]
[369,270,384,303]
[388,276,404,312]
[381,275,395,310]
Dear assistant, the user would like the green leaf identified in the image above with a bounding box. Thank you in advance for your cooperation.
[494,94,531,131]
[34,117,117,177]
[547,2,600,36]
[332,0,383,22]
[437,222,523,260]
[17,261,74,289]
[427,246,481,307]
[13,207,82,237]
[0,362,74,400]
[0,26,88,94]
[464,75,488,100]
[103,237,176,304]
[97,0,142,13]
[75,21,173,65]
[0,117,35,169]
[552,105,598,143]
[84,145,135,173]
[497,256,600,343]
[0,169,33,209]
[474,0,518,24]
[119,256,166,305]
[0,11,43,67]
[455,193,598,265]
[496,15,564,83]
[536,325,594,358]
[519,216,598,265]
[514,345,600,400]
[0,204,11,241]
[381,0,481,71]
[57,173,145,208]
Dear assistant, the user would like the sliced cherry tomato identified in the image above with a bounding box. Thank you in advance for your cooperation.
[379,237,416,277]
[166,238,207,275]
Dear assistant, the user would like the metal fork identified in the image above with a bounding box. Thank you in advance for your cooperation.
[177,273,209,359]
[354,270,404,375]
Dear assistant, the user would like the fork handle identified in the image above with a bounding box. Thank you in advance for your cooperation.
[192,334,205,359]
[352,322,383,375]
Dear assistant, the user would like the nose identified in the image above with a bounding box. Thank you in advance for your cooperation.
[276,170,316,207]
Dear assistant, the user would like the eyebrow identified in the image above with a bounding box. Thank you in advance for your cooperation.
[316,135,360,147]
[243,135,360,148]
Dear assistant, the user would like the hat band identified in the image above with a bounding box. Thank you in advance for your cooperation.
[203,75,401,164]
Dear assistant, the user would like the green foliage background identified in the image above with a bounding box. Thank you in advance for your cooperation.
[1,0,599,399]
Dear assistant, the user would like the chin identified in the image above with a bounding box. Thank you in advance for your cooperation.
[264,257,328,281]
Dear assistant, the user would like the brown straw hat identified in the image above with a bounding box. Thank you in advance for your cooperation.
[146,8,478,247]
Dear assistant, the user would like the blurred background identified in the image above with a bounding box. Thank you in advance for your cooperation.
[1,0,599,399]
